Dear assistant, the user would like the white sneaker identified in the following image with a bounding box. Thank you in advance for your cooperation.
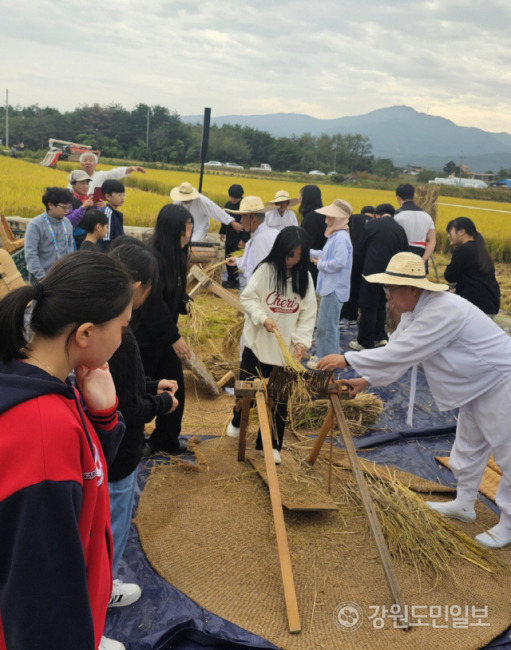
[425,500,476,523]
[475,523,511,549]
[273,449,282,464]
[226,421,240,438]
[348,340,366,351]
[99,636,125,650]
[107,579,142,608]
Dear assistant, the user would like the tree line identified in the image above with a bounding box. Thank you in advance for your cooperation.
[1,102,398,175]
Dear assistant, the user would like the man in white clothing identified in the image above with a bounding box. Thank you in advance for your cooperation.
[170,181,244,242]
[264,190,299,231]
[225,196,277,282]
[317,252,511,549]
[394,183,436,265]
[79,152,145,195]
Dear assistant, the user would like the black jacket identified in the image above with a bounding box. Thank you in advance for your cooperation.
[444,241,500,315]
[108,325,173,481]
[359,217,409,275]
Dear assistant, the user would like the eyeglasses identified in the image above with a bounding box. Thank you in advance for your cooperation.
[57,203,71,210]
[383,285,401,295]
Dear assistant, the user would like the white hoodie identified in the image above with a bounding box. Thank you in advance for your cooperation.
[240,263,316,365]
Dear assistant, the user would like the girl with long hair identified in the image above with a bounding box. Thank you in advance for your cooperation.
[133,204,193,454]
[106,240,178,612]
[444,217,500,315]
[226,226,316,463]
[0,252,132,650]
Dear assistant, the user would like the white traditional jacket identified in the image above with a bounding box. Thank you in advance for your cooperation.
[345,290,511,412]
[237,223,278,281]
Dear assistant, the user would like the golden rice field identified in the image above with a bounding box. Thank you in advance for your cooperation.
[3,155,511,256]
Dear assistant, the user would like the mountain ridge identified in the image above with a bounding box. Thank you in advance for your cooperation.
[181,106,511,172]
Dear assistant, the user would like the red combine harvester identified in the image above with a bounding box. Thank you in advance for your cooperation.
[40,139,101,168]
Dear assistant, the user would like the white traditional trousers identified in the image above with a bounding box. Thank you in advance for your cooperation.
[449,376,511,525]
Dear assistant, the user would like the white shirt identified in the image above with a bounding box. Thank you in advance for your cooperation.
[67,167,130,194]
[237,223,278,281]
[264,208,299,231]
[174,194,234,242]
[241,263,316,365]
[394,205,434,249]
[345,290,511,411]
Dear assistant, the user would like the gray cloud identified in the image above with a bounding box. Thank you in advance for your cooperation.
[2,0,511,131]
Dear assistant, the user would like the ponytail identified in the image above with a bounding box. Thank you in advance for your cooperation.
[0,285,38,362]
[0,252,133,363]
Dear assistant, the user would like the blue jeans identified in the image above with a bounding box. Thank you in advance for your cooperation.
[108,467,139,573]
[316,292,343,358]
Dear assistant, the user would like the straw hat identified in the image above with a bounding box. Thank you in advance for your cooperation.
[364,252,449,291]
[170,182,200,202]
[316,199,352,219]
[265,190,299,208]
[68,169,93,184]
[225,196,268,215]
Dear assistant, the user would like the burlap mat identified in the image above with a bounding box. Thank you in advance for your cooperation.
[136,434,511,650]
[436,456,502,503]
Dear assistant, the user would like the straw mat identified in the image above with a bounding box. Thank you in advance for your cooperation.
[136,435,511,650]
[436,456,503,502]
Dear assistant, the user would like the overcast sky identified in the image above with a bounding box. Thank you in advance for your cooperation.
[3,0,511,133]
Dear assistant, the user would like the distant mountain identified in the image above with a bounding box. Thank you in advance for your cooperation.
[182,106,511,173]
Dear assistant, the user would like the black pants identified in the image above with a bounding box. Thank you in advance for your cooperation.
[139,343,185,452]
[340,257,363,322]
[231,347,287,451]
[357,280,387,348]
[225,242,241,284]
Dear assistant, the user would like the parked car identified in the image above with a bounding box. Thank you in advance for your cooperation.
[225,162,244,169]
[205,161,223,166]
[309,170,325,176]
[249,163,272,172]
[327,171,337,176]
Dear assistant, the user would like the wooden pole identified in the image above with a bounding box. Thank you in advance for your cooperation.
[307,407,333,465]
[256,392,301,633]
[330,393,408,627]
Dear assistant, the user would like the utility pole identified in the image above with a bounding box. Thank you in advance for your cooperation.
[5,89,9,147]
[146,107,150,151]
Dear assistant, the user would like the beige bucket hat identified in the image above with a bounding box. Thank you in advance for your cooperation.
[68,169,93,184]
[364,252,449,291]
[170,182,200,202]
[225,196,268,214]
[265,190,299,208]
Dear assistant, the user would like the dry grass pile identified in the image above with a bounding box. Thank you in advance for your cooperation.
[221,317,244,360]
[203,353,239,383]
[337,463,507,588]
[289,391,383,436]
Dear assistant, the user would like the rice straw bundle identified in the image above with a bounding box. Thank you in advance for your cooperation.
[289,392,383,435]
[204,353,239,382]
[180,300,208,350]
[414,184,439,223]
[340,466,507,588]
[222,318,245,360]
[272,329,304,373]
